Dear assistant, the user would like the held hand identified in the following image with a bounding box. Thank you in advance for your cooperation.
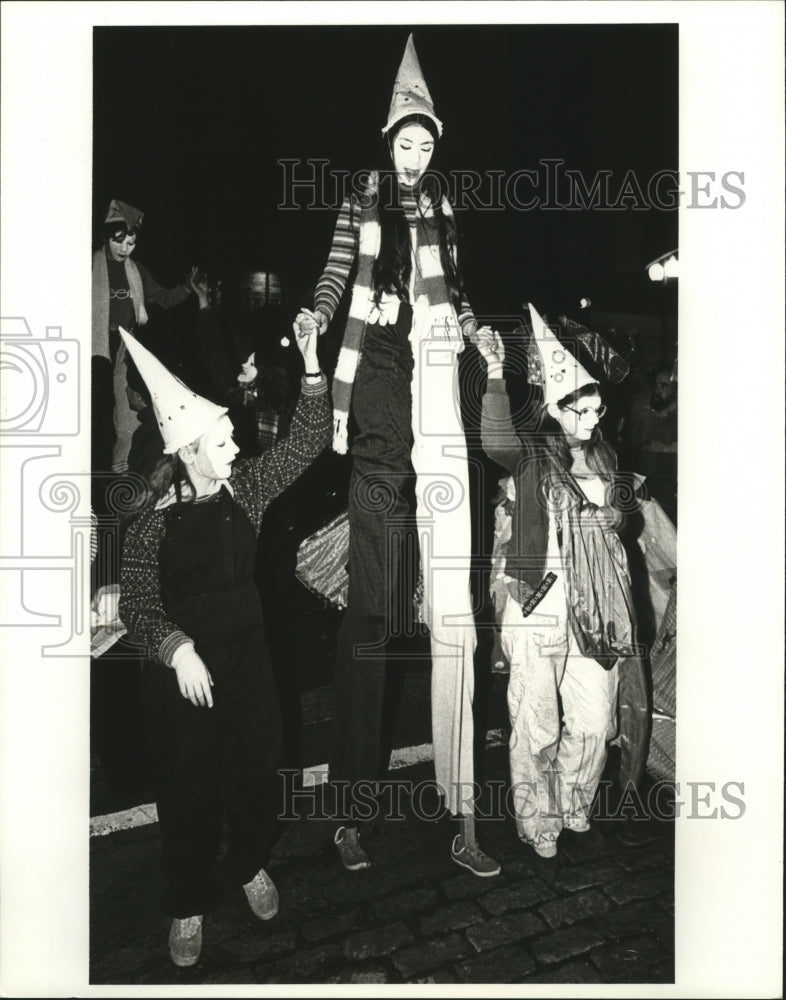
[581,503,624,532]
[597,505,624,531]
[295,308,328,337]
[292,319,320,372]
[473,326,505,372]
[172,645,215,708]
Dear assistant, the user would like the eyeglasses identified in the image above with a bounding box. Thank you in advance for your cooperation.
[109,232,137,244]
[562,403,607,422]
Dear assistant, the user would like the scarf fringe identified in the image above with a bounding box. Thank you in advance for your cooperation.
[333,412,349,454]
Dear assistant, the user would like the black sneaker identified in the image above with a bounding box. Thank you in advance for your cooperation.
[334,826,371,870]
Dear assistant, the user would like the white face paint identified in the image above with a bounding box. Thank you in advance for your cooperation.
[192,414,239,485]
[237,352,258,385]
[391,122,435,188]
[108,231,137,262]
[551,392,604,444]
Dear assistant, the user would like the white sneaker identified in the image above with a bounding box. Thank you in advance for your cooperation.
[525,831,558,858]
[243,867,279,920]
[168,915,203,967]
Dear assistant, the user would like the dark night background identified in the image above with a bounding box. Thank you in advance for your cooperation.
[93,23,678,342]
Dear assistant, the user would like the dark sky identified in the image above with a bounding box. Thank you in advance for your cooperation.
[93,23,678,323]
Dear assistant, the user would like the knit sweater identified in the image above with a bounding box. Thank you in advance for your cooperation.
[119,375,330,666]
[313,190,477,336]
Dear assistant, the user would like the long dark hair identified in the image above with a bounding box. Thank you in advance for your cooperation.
[126,446,199,518]
[361,114,466,312]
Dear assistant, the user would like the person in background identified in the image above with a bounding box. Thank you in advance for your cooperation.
[190,273,296,457]
[624,364,678,524]
[118,321,330,969]
[91,199,197,473]
[125,355,167,498]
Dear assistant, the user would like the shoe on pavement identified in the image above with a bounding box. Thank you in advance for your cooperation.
[525,831,559,858]
[562,823,605,854]
[243,867,279,920]
[168,915,203,967]
[334,825,371,871]
[451,834,501,877]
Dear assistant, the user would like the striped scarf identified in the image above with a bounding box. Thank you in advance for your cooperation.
[331,172,462,453]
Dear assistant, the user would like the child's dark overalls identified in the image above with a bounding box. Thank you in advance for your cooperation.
[146,485,282,918]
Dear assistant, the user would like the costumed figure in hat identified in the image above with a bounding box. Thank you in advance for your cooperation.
[477,305,650,859]
[92,199,198,474]
[294,34,500,877]
[118,324,330,967]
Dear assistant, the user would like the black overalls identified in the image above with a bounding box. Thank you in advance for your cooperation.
[332,303,419,805]
[145,485,282,918]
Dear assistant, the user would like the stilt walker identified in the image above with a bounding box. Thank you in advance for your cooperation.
[295,34,499,876]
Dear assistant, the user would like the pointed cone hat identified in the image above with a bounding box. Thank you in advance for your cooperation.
[381,34,443,137]
[119,328,227,454]
[528,303,596,406]
[105,199,144,231]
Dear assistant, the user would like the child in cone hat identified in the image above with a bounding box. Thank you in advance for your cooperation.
[477,306,649,860]
[118,324,331,966]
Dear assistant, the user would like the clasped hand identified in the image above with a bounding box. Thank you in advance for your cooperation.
[293,307,328,338]
[472,326,505,372]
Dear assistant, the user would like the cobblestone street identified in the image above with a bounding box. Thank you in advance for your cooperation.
[90,747,674,986]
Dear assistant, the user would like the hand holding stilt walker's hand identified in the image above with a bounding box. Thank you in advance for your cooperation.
[172,644,215,708]
[294,307,328,338]
[473,327,505,378]
[292,313,321,374]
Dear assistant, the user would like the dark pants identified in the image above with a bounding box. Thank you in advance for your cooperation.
[332,309,418,808]
[145,627,282,918]
[92,356,115,474]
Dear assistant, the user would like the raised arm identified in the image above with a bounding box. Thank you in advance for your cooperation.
[230,321,331,528]
[456,288,479,340]
[295,195,361,337]
[230,375,331,530]
[137,260,193,310]
[476,328,526,473]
